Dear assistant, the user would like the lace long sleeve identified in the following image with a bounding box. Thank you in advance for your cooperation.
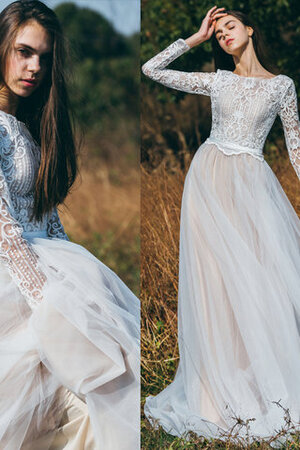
[0,125,47,308]
[278,79,300,180]
[142,38,216,96]
[47,206,69,241]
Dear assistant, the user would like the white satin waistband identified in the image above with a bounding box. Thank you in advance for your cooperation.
[205,136,264,161]
[22,230,48,239]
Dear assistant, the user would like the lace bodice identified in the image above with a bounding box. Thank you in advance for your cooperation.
[142,38,300,179]
[0,110,69,307]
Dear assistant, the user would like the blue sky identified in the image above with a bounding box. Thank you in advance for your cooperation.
[0,0,140,36]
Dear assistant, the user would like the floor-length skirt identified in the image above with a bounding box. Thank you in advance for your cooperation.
[0,230,140,450]
[144,141,300,445]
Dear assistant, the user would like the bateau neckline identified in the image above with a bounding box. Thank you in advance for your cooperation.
[219,69,281,80]
[0,109,26,125]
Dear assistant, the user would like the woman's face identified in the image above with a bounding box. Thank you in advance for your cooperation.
[4,19,52,97]
[214,15,253,55]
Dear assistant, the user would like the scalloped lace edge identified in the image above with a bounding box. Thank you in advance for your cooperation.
[204,139,265,162]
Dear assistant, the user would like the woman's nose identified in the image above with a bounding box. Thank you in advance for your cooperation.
[27,55,41,73]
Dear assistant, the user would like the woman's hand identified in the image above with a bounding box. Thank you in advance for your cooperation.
[185,6,228,48]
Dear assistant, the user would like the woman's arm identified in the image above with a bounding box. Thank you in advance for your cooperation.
[0,122,47,308]
[142,6,228,96]
[278,79,300,180]
[47,206,70,241]
[141,37,216,96]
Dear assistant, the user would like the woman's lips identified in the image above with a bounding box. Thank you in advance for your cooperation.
[21,79,37,87]
[226,39,234,46]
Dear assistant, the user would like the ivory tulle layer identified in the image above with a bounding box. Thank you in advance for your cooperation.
[145,142,300,445]
[0,233,140,450]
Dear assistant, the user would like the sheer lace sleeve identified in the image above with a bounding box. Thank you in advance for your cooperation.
[142,38,216,96]
[278,79,300,180]
[0,123,47,308]
[47,206,69,241]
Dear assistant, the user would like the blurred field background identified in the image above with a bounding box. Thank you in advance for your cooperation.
[141,0,300,447]
[47,2,140,295]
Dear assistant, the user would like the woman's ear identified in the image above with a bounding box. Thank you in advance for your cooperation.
[247,26,254,37]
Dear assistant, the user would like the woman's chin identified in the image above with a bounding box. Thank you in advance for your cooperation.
[10,82,39,98]
[13,87,35,98]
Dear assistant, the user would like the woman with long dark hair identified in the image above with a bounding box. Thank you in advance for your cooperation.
[142,5,300,445]
[0,1,139,448]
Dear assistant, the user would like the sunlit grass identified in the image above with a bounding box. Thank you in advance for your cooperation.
[59,120,140,295]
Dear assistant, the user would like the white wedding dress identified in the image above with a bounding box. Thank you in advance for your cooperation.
[142,38,300,444]
[0,110,140,450]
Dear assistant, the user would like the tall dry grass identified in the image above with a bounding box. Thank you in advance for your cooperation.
[141,160,188,396]
[141,151,300,448]
[58,119,140,295]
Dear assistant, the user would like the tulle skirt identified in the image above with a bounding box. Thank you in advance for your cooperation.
[0,231,140,450]
[144,141,300,446]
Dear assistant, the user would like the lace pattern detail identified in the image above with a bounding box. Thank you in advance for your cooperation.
[0,111,49,231]
[278,80,300,179]
[0,111,67,308]
[142,38,216,96]
[142,38,300,178]
[0,123,46,307]
[47,206,69,241]
[205,137,265,162]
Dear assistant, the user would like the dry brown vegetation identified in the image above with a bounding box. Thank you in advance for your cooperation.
[141,161,187,394]
[62,156,139,243]
[58,119,140,294]
[141,86,212,170]
[141,148,300,447]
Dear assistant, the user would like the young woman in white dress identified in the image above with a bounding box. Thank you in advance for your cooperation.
[0,1,140,449]
[142,5,300,445]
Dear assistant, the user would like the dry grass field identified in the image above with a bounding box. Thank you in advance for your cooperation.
[58,120,140,295]
[141,150,300,448]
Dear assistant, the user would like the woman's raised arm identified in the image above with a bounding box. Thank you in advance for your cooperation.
[142,6,228,96]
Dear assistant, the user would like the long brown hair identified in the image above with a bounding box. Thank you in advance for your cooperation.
[0,0,78,221]
[211,10,277,74]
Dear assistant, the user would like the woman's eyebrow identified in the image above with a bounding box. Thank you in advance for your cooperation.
[215,20,236,36]
[15,42,52,55]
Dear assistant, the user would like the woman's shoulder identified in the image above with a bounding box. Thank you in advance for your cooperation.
[0,110,16,130]
[0,110,11,124]
[276,74,297,100]
[0,110,22,137]
[278,74,294,84]
[0,111,17,153]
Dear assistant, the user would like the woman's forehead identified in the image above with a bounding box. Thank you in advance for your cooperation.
[14,20,52,54]
[214,16,239,34]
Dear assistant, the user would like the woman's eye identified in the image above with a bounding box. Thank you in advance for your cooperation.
[18,48,30,57]
[218,26,235,41]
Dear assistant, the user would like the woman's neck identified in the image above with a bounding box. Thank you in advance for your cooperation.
[232,41,266,77]
[0,85,19,116]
